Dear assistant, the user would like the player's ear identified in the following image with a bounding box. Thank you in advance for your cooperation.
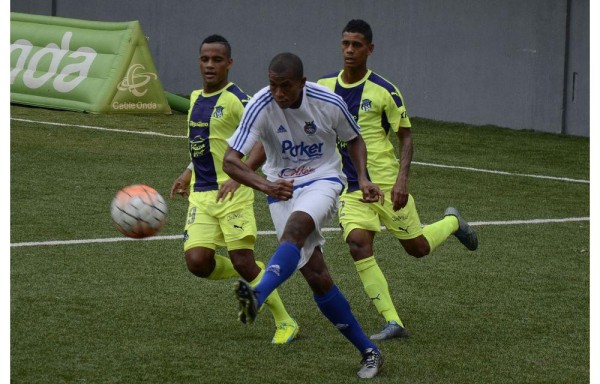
[227,57,233,69]
[300,76,307,87]
[369,43,374,55]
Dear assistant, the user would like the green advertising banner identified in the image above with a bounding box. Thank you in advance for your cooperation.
[10,12,171,114]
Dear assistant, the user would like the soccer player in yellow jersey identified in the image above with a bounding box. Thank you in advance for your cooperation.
[318,20,478,340]
[170,35,298,344]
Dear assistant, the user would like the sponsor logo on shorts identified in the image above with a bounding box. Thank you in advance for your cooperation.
[335,323,349,330]
[392,214,408,222]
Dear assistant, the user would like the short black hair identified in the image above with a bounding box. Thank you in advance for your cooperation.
[268,52,304,80]
[343,19,373,44]
[200,34,231,57]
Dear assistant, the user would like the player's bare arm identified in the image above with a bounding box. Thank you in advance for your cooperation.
[170,166,192,199]
[223,146,294,201]
[392,127,413,211]
[346,135,384,204]
[216,143,267,203]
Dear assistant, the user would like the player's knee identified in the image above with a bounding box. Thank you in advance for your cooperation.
[401,239,430,258]
[346,229,374,260]
[184,251,213,278]
[347,240,373,260]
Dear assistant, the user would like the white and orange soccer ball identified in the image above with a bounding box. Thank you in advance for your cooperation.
[111,184,167,238]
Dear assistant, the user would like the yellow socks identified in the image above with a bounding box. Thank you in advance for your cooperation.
[422,215,459,253]
[207,256,292,324]
[355,256,403,326]
[249,267,293,324]
[207,255,240,280]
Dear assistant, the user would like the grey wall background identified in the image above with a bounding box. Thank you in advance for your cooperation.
[11,0,589,137]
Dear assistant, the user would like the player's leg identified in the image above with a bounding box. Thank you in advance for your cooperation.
[378,194,432,258]
[229,245,298,344]
[184,192,238,280]
[251,210,313,306]
[341,191,408,339]
[296,180,382,378]
[392,196,477,255]
[233,199,308,325]
[256,178,344,304]
[300,247,383,379]
[184,246,239,279]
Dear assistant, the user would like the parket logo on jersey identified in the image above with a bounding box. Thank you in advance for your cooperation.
[303,120,317,135]
[281,140,324,158]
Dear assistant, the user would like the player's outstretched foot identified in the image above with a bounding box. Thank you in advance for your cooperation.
[444,207,478,251]
[272,318,299,345]
[357,348,383,379]
[234,279,258,324]
[369,321,410,341]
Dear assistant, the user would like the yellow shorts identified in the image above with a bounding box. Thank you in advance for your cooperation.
[339,189,423,240]
[183,187,256,252]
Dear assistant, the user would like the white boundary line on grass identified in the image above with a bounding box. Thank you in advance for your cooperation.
[10,216,589,248]
[12,118,590,184]
[412,161,589,184]
[11,118,187,139]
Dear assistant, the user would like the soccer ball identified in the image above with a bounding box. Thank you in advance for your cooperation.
[111,184,167,238]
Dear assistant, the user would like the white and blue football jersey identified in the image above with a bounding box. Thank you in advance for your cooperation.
[228,82,360,188]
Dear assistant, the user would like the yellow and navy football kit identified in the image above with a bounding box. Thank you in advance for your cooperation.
[184,83,255,252]
[318,70,422,240]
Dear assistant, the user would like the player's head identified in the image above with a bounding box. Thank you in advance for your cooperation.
[198,34,233,92]
[268,52,306,109]
[343,19,373,44]
[200,34,232,57]
[341,19,374,70]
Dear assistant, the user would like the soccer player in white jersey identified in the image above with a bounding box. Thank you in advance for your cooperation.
[169,35,298,345]
[223,52,384,379]
[318,20,478,340]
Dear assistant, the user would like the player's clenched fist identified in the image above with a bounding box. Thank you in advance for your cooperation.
[265,179,294,201]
